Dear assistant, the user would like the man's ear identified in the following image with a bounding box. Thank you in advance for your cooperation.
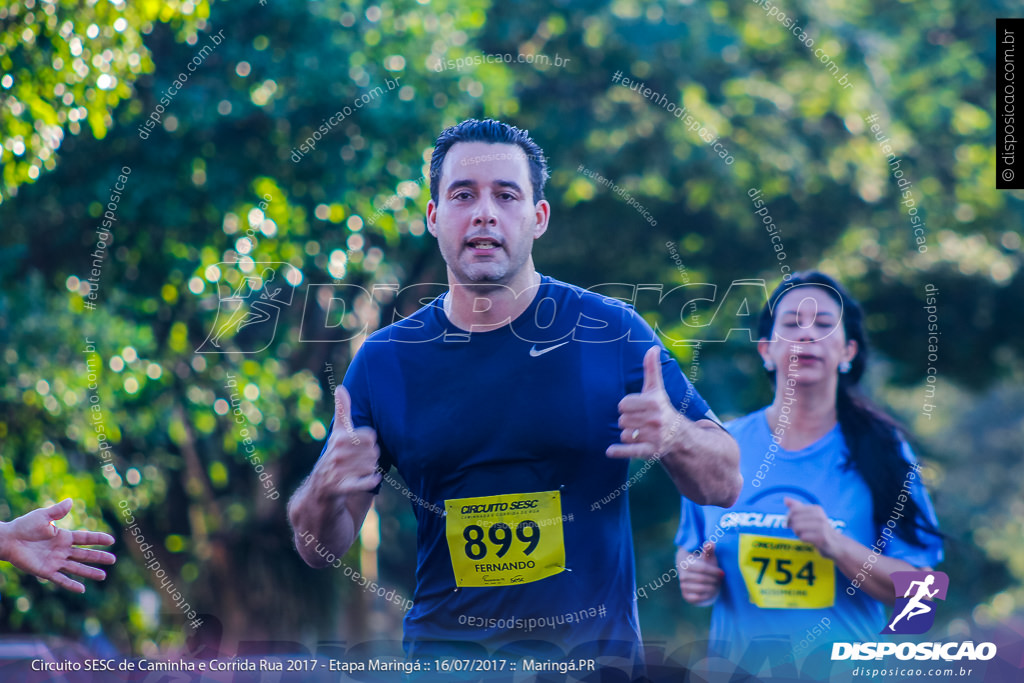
[532,199,550,239]
[426,199,438,237]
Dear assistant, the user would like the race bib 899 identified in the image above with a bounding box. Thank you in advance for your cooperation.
[445,491,565,587]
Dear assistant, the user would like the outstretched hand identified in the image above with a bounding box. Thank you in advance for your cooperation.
[0,499,115,593]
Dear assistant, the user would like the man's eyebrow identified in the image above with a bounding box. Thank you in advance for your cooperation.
[445,179,477,194]
[494,180,524,194]
[445,179,525,195]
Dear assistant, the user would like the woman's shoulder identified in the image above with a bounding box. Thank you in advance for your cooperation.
[724,408,768,438]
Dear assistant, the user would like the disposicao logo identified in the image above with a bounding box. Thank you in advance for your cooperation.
[831,570,998,662]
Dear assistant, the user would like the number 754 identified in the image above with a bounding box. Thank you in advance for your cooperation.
[751,556,816,585]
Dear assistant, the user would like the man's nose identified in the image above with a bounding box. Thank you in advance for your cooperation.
[472,194,498,226]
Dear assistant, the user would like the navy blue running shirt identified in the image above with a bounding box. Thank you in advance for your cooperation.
[326,274,715,658]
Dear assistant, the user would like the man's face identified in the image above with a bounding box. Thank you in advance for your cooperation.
[427,142,549,287]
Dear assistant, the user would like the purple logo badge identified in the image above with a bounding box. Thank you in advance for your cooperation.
[882,571,949,635]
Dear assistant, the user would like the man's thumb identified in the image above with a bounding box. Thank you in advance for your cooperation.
[334,386,354,433]
[783,496,803,510]
[642,346,665,393]
[46,498,73,521]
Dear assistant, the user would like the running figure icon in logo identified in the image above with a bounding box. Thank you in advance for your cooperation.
[882,570,949,635]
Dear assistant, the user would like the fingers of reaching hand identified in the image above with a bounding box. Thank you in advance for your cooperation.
[49,572,86,594]
[69,546,116,566]
[64,560,107,582]
[70,530,116,548]
[45,499,74,522]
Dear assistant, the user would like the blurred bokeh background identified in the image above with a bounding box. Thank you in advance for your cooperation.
[0,0,1021,666]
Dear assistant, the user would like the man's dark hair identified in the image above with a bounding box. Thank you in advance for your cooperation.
[429,119,548,204]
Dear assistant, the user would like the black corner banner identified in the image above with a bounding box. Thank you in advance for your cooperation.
[997,18,1023,189]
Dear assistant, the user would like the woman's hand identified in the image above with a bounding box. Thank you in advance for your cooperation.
[784,497,843,559]
[678,543,724,606]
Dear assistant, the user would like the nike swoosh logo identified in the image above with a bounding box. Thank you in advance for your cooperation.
[529,341,569,357]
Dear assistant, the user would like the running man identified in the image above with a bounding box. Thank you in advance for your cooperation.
[288,119,741,669]
[888,574,939,631]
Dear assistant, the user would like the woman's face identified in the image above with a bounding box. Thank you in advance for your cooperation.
[758,285,859,387]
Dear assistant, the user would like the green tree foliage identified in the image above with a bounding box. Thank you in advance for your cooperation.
[0,0,1020,655]
[0,0,209,203]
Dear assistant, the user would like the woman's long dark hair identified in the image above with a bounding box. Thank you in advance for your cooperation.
[758,271,940,548]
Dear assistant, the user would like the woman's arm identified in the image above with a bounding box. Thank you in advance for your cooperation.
[784,497,928,604]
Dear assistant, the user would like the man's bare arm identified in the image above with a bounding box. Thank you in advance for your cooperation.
[660,418,742,507]
[288,386,381,568]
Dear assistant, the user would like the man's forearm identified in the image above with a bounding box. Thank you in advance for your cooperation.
[661,418,742,506]
[288,482,358,567]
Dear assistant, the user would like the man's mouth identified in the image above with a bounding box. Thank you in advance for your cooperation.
[466,237,501,252]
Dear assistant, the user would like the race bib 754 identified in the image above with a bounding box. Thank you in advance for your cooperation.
[738,534,835,608]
